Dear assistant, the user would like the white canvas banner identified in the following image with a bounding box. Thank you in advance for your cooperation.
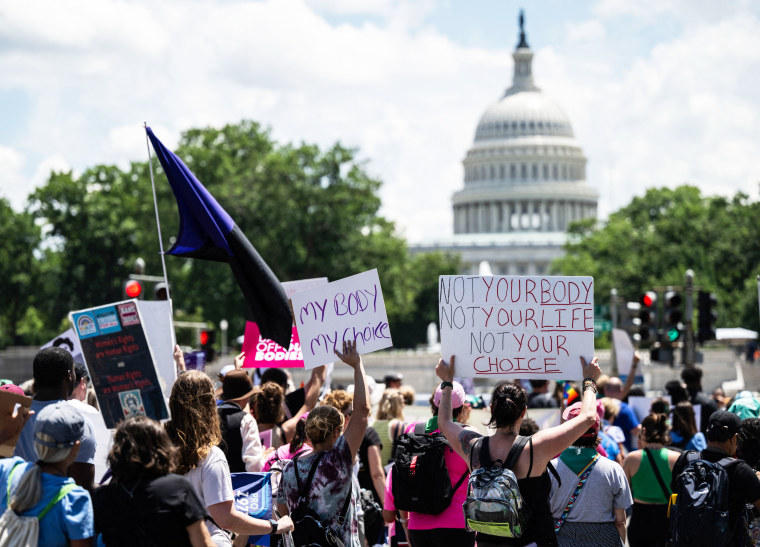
[439,275,594,380]
[292,269,392,369]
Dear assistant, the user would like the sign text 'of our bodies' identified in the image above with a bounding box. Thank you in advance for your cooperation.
[439,276,593,305]
[299,285,379,323]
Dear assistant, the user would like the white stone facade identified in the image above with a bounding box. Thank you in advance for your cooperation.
[411,15,598,275]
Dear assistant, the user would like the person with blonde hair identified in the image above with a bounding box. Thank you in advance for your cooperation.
[277,340,370,547]
[374,388,406,464]
[93,416,213,546]
[166,371,293,546]
[0,402,94,546]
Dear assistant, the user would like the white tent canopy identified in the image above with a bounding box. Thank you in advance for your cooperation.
[716,327,758,341]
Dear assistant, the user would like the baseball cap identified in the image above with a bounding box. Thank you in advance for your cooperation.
[562,400,605,435]
[34,402,85,449]
[74,363,89,383]
[707,410,742,437]
[434,380,466,409]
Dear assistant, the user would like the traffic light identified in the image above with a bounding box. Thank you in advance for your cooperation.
[663,291,683,345]
[697,291,717,343]
[638,291,658,343]
[124,279,143,299]
[619,301,642,344]
[200,329,216,362]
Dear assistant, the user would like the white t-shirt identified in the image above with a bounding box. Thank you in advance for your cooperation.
[240,412,264,472]
[549,454,633,523]
[185,446,235,545]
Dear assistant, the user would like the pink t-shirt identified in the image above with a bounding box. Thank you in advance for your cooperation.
[385,421,469,530]
[261,443,312,471]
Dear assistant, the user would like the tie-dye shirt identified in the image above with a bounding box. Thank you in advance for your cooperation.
[277,436,359,547]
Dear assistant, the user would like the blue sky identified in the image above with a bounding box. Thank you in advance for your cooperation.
[1,0,759,242]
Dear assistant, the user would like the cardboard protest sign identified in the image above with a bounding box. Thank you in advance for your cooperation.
[291,269,392,369]
[0,390,32,457]
[612,328,644,383]
[241,278,327,369]
[41,328,84,364]
[439,276,594,379]
[70,300,169,429]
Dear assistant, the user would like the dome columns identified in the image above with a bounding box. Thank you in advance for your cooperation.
[454,198,595,235]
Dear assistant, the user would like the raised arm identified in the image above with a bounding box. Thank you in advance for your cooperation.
[620,351,640,400]
[531,356,602,467]
[281,365,327,442]
[335,340,369,459]
[435,356,478,464]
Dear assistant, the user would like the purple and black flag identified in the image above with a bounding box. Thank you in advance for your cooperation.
[146,127,292,349]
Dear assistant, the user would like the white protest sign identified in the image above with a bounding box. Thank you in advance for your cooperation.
[612,328,634,375]
[282,278,328,299]
[628,395,672,423]
[291,269,392,369]
[439,275,594,379]
[42,329,84,364]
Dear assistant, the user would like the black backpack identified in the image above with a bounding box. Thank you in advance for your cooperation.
[391,422,468,514]
[668,451,739,546]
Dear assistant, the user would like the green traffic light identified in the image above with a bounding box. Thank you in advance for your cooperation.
[667,328,680,343]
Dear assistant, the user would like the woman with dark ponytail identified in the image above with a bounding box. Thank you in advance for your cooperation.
[622,413,680,547]
[436,355,603,547]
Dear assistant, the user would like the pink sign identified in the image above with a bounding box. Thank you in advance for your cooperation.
[241,321,305,369]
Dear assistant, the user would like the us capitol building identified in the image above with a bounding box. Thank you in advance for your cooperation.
[412,14,598,275]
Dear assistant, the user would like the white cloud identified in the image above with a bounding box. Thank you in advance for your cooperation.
[0,0,758,245]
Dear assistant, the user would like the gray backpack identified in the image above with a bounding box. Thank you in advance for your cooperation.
[463,435,529,538]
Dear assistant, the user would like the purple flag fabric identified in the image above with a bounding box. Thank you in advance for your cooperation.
[146,127,292,349]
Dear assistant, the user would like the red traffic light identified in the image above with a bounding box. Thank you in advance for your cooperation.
[125,280,142,298]
[200,330,209,346]
[640,291,657,308]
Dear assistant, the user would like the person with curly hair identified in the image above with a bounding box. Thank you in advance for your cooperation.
[166,371,293,546]
[93,416,213,546]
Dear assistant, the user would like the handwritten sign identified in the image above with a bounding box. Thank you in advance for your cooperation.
[70,300,169,429]
[438,276,594,379]
[291,269,392,369]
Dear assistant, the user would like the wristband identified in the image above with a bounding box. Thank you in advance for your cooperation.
[440,381,454,390]
[582,378,597,394]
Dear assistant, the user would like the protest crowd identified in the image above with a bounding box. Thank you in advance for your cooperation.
[4,339,760,547]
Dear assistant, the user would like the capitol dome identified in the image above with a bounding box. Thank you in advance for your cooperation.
[412,12,598,277]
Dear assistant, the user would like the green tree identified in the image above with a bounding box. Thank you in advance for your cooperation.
[20,120,458,349]
[553,185,760,330]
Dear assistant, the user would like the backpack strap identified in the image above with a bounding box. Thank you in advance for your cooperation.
[547,461,562,487]
[644,448,671,503]
[37,483,77,520]
[413,421,426,435]
[505,435,531,473]
[5,461,24,502]
[293,451,325,505]
[554,454,599,533]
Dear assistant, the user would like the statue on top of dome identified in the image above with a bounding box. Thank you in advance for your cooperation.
[517,9,530,49]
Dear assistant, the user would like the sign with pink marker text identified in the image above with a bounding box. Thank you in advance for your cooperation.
[291,269,392,369]
[438,276,594,380]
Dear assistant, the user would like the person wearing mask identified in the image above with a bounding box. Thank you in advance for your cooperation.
[0,403,94,546]
[14,348,97,493]
[276,340,370,547]
[93,416,213,546]
[549,401,632,545]
[622,414,680,547]
[668,401,706,452]
[165,371,293,546]
[436,355,603,547]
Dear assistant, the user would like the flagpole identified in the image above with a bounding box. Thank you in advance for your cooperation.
[144,123,177,349]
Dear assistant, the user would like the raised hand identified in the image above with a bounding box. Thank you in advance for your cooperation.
[580,355,601,382]
[436,355,455,382]
[334,339,361,368]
